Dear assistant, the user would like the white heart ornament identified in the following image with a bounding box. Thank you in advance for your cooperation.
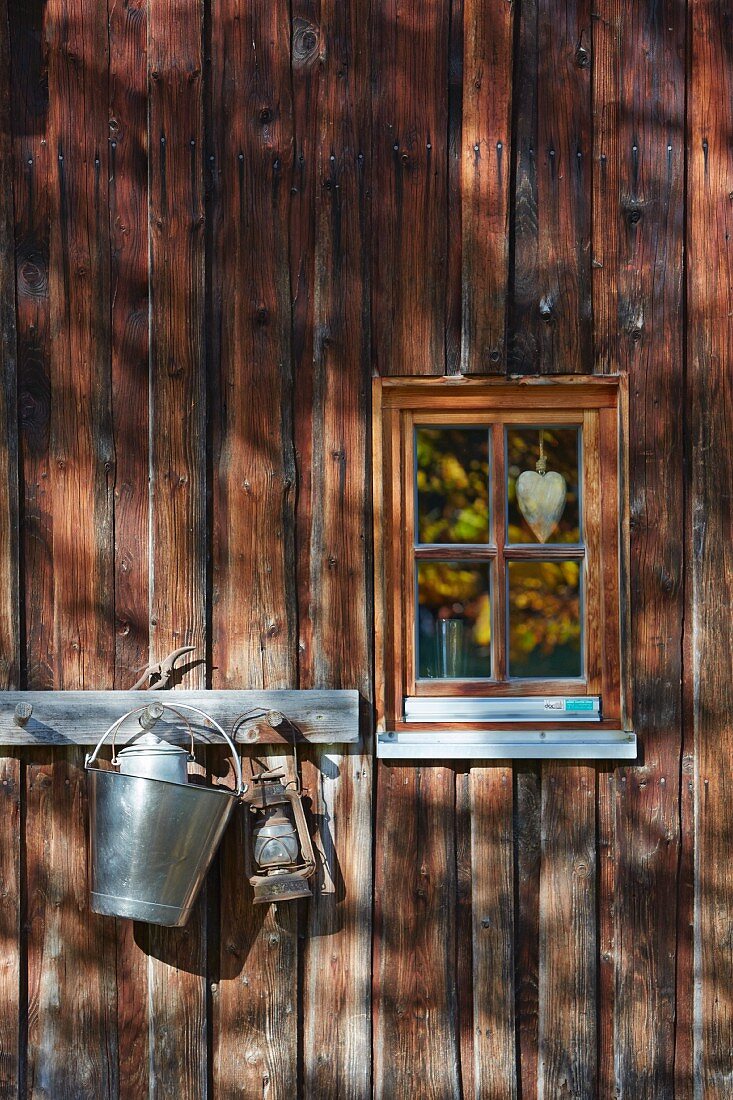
[516,470,567,543]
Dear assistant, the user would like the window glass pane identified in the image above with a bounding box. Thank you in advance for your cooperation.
[416,427,490,544]
[507,427,581,544]
[417,562,491,678]
[508,560,582,678]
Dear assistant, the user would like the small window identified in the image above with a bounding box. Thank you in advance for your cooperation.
[373,376,635,760]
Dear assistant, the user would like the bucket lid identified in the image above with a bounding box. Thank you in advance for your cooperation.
[118,733,190,759]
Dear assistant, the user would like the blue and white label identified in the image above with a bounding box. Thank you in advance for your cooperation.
[543,697,596,712]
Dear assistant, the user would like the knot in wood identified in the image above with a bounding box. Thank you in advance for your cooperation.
[292,18,320,66]
[259,107,273,124]
[575,46,590,68]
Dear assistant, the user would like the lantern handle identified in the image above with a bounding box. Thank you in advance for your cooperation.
[85,703,245,796]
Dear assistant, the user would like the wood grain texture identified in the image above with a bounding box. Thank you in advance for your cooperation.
[514,765,541,1096]
[211,751,299,1100]
[509,0,541,372]
[461,0,513,373]
[26,754,118,1099]
[537,763,596,1098]
[109,0,150,688]
[209,0,296,692]
[0,3,22,1086]
[296,0,373,1092]
[108,0,150,1070]
[10,0,54,692]
[593,0,686,1094]
[535,0,592,373]
[148,0,208,1092]
[0,749,21,1094]
[371,0,449,376]
[688,2,733,1094]
[208,2,298,1094]
[374,766,461,1099]
[0,689,359,745]
[25,0,118,1096]
[470,766,516,1099]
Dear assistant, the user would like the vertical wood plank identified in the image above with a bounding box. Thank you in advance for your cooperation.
[208,1,298,1095]
[461,0,514,373]
[688,2,733,1094]
[446,0,463,376]
[597,767,617,1098]
[509,0,540,373]
[537,764,596,1098]
[0,0,19,697]
[511,0,592,372]
[297,0,373,1090]
[25,0,118,1095]
[470,766,516,1099]
[109,1,151,1090]
[514,765,541,1098]
[374,766,461,1099]
[455,771,474,1098]
[10,0,54,692]
[371,0,449,376]
[535,0,592,372]
[110,0,150,687]
[148,0,208,1092]
[593,0,686,1094]
[591,0,620,374]
[291,0,321,685]
[0,0,22,1088]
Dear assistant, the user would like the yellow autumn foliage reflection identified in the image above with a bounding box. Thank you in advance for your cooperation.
[415,426,582,680]
[508,560,581,678]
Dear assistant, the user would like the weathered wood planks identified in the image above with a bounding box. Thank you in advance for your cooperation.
[511,0,592,373]
[688,2,733,1094]
[593,0,686,1094]
[374,765,461,1099]
[208,1,299,1094]
[0,0,726,1094]
[148,0,208,1092]
[371,0,449,376]
[23,0,118,1095]
[537,764,596,1097]
[0,690,360,745]
[109,0,150,690]
[460,0,514,373]
[0,0,22,1088]
[295,0,373,1093]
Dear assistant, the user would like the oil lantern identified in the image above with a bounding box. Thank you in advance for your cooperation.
[242,758,316,904]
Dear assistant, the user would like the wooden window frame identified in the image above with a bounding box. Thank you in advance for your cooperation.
[373,375,634,760]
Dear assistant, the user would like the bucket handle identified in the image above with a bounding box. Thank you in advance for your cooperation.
[108,704,197,764]
[85,703,246,797]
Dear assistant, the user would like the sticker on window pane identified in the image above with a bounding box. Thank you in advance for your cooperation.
[417,562,491,678]
[507,561,582,679]
[416,427,490,544]
[507,427,581,544]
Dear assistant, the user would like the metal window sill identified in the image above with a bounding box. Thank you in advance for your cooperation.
[377,728,637,760]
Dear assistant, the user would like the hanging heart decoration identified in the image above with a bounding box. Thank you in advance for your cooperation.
[516,432,567,543]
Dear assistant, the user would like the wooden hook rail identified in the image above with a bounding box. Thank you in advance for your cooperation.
[0,690,360,747]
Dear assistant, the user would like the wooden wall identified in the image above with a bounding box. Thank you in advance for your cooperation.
[0,0,730,1096]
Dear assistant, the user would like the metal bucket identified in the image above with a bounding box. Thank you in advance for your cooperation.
[85,703,245,927]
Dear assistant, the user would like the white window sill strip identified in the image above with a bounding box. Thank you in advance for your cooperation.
[377,728,637,760]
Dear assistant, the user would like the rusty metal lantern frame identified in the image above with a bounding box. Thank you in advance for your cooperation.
[236,710,317,904]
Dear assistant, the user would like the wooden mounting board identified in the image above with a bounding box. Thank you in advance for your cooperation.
[0,690,360,746]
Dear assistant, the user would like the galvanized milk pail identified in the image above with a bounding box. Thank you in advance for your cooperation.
[85,703,245,927]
